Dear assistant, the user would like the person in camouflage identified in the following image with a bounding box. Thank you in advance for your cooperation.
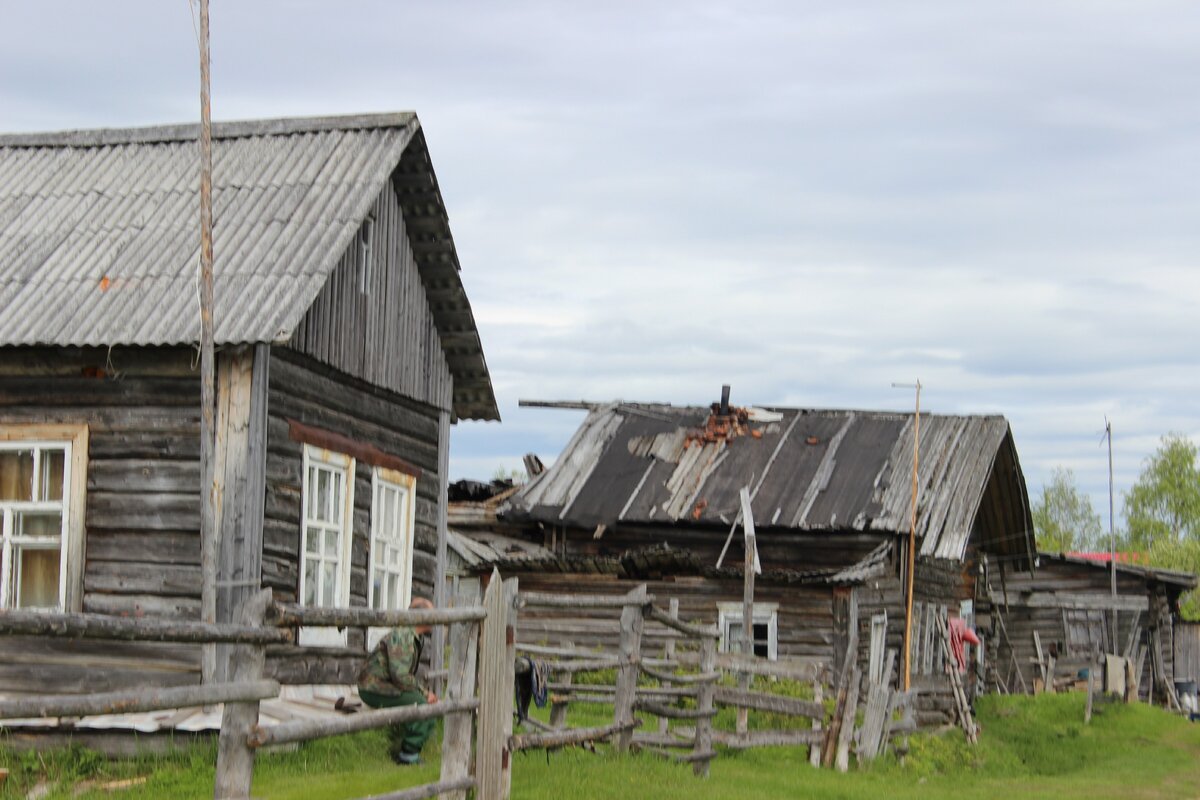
[357,597,438,765]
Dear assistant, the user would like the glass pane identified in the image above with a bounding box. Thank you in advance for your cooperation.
[315,470,331,522]
[17,546,61,608]
[329,472,343,524]
[18,512,62,539]
[40,449,66,502]
[306,467,318,518]
[304,526,320,554]
[372,575,383,609]
[0,450,34,501]
[303,561,318,606]
[324,529,339,558]
[321,563,336,606]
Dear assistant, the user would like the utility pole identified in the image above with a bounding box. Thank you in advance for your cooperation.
[894,381,921,692]
[198,0,218,684]
[1105,418,1117,650]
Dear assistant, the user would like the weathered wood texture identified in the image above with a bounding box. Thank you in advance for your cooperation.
[262,348,447,683]
[1176,622,1200,683]
[289,178,453,413]
[476,575,517,800]
[0,679,278,721]
[439,620,478,800]
[0,346,206,693]
[214,589,272,800]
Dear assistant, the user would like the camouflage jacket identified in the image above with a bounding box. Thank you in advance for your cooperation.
[357,627,424,696]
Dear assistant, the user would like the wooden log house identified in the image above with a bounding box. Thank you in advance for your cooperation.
[0,113,498,699]
[457,398,1037,726]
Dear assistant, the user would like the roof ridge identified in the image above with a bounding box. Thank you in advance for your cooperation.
[0,111,418,148]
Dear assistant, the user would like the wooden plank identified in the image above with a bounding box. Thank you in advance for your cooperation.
[475,573,506,800]
[432,408,451,697]
[269,603,485,628]
[344,778,475,800]
[714,729,822,749]
[739,486,758,737]
[988,591,1149,612]
[510,722,635,751]
[0,679,277,720]
[0,609,290,645]
[835,665,861,772]
[713,687,823,718]
[439,619,478,800]
[521,590,655,609]
[614,584,647,752]
[809,681,823,767]
[660,598,678,736]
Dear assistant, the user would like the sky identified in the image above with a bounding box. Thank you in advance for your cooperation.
[3,1,1199,530]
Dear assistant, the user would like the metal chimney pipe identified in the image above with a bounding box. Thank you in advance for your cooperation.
[720,384,731,415]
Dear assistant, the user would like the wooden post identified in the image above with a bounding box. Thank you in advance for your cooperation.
[1125,655,1138,703]
[614,584,647,753]
[901,382,921,691]
[738,487,757,737]
[1084,661,1095,723]
[432,408,452,696]
[808,681,824,768]
[834,666,861,773]
[197,0,219,687]
[660,600,678,735]
[213,589,271,800]
[476,571,508,800]
[693,635,716,777]
[440,618,479,800]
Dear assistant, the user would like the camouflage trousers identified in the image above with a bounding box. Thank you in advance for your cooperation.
[358,689,435,759]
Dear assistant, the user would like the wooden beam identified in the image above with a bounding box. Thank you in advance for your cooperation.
[268,604,485,628]
[345,778,475,800]
[509,721,636,751]
[0,680,278,720]
[432,408,451,697]
[614,584,646,752]
[644,605,718,639]
[249,698,478,749]
[0,610,291,645]
[215,589,272,799]
[713,687,823,718]
[987,591,1148,612]
[520,590,654,609]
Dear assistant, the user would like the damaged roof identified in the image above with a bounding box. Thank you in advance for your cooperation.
[0,113,497,420]
[502,402,1033,562]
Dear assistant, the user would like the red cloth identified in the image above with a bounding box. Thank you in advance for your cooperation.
[949,617,980,672]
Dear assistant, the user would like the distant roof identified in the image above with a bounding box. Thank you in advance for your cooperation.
[0,112,497,420]
[502,402,1033,561]
[1042,551,1198,589]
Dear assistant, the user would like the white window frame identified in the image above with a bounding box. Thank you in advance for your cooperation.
[717,601,779,661]
[0,424,88,613]
[366,466,416,649]
[298,445,356,647]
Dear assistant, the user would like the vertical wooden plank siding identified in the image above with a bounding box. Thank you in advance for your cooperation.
[288,179,453,413]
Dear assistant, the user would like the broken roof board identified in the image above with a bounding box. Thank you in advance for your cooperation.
[503,404,1030,562]
[0,113,497,420]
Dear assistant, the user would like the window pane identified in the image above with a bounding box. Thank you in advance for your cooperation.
[18,511,62,539]
[17,546,61,609]
[306,466,319,519]
[303,561,318,606]
[39,449,66,502]
[316,470,331,521]
[324,529,339,558]
[321,563,336,606]
[0,450,34,501]
[372,575,384,609]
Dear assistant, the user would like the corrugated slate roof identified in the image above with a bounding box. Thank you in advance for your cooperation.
[502,402,1033,562]
[0,113,498,420]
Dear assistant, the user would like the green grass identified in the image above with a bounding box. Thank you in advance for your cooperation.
[2,694,1198,799]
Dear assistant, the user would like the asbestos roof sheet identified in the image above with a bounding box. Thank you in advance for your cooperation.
[0,113,498,420]
[503,402,1030,562]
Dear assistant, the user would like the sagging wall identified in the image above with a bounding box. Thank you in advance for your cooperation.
[984,560,1170,698]
[501,571,836,663]
[0,346,204,692]
[262,348,444,684]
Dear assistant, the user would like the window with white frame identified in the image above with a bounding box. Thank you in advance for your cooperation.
[366,467,416,648]
[717,602,779,660]
[299,446,355,646]
[0,426,87,612]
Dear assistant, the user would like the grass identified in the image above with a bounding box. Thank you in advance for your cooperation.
[2,693,1198,799]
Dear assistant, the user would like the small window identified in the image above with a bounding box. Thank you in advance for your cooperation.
[358,216,375,294]
[0,426,87,612]
[299,445,355,647]
[717,602,779,661]
[367,467,416,649]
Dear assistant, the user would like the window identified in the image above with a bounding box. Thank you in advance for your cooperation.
[0,425,87,612]
[299,445,355,646]
[717,602,779,660]
[367,467,416,648]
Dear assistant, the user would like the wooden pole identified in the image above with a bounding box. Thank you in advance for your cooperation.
[433,408,452,696]
[0,609,291,645]
[0,680,278,721]
[660,599,678,736]
[900,380,921,691]
[214,590,271,800]
[439,619,479,800]
[1106,419,1119,651]
[738,487,757,736]
[198,0,218,686]
[693,635,716,777]
[614,584,647,752]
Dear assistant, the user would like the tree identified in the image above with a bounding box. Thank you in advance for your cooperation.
[1032,467,1104,552]
[1123,433,1200,549]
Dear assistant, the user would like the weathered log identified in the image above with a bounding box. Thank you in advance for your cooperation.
[693,636,716,777]
[640,664,719,685]
[632,732,695,749]
[714,729,822,749]
[439,620,479,800]
[713,687,823,718]
[633,699,716,720]
[0,609,291,645]
[518,590,654,609]
[644,604,718,639]
[269,603,485,628]
[0,679,279,720]
[215,589,272,800]
[249,698,478,748]
[509,720,637,751]
[544,657,621,674]
[347,777,475,800]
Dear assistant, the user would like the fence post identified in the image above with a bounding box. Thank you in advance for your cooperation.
[614,584,647,753]
[440,617,480,800]
[693,634,716,777]
[659,599,678,735]
[476,571,518,800]
[214,588,272,800]
[550,640,573,729]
